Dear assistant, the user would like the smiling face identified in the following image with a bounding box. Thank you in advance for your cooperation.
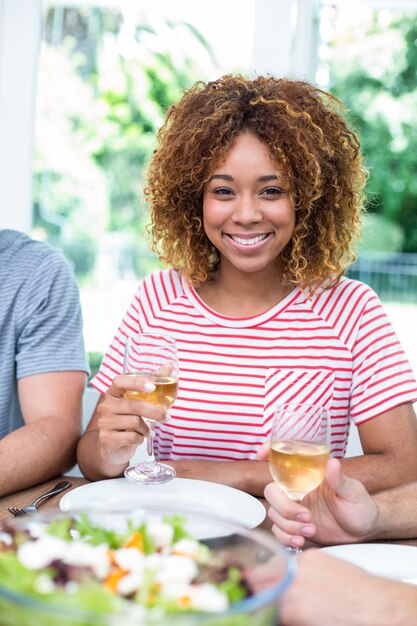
[202,132,295,280]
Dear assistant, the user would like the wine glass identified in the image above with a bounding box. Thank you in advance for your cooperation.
[269,403,330,552]
[123,333,179,485]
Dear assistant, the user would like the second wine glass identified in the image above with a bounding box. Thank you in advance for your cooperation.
[269,403,330,501]
[123,333,179,485]
[269,403,330,552]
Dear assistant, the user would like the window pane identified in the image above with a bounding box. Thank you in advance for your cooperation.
[34,2,254,356]
[317,1,417,375]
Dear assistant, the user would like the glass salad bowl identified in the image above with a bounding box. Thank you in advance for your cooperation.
[0,505,295,626]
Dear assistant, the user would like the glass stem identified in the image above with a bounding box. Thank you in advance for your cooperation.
[144,420,156,464]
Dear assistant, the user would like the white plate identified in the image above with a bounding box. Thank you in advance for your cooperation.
[321,543,417,582]
[59,477,266,538]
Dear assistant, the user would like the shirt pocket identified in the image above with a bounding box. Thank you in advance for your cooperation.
[263,368,335,434]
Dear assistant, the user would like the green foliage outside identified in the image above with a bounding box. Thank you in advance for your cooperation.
[357,214,404,253]
[87,351,104,380]
[328,13,417,253]
[33,7,218,279]
[33,7,417,284]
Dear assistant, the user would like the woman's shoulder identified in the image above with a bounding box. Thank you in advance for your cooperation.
[141,268,185,303]
[316,275,379,302]
[306,276,381,324]
[303,277,384,341]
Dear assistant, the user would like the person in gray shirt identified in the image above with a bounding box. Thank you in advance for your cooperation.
[0,229,89,496]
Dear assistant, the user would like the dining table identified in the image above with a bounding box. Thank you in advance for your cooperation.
[2,476,417,548]
[0,475,90,522]
[2,472,417,626]
[0,474,273,532]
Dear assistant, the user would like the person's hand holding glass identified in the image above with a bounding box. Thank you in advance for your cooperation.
[269,403,330,552]
[123,333,179,485]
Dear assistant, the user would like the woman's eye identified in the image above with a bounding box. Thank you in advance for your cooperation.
[213,187,234,196]
[261,187,284,196]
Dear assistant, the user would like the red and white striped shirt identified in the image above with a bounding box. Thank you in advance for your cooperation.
[91,269,417,460]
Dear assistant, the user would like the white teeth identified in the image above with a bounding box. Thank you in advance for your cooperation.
[230,234,268,246]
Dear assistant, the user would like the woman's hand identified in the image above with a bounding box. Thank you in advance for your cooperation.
[94,374,167,467]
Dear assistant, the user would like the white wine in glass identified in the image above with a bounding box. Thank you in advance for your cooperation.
[123,333,179,485]
[269,403,330,502]
[124,375,178,410]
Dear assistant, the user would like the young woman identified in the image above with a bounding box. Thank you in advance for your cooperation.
[77,75,417,495]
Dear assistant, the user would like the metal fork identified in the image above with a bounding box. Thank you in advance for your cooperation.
[7,480,72,516]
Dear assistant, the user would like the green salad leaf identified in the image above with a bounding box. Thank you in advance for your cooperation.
[0,552,40,595]
[218,567,247,603]
[162,514,190,542]
[72,514,127,549]
[46,518,73,541]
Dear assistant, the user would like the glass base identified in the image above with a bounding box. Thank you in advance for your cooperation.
[124,461,176,485]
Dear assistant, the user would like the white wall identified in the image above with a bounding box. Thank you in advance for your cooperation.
[0,0,41,232]
[251,0,320,79]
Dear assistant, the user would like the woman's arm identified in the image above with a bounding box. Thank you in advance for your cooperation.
[167,458,271,497]
[79,413,271,495]
[341,402,417,493]
[171,401,417,498]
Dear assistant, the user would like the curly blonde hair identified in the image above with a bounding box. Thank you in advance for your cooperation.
[145,74,367,288]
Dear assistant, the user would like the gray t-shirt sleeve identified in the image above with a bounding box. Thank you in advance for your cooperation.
[15,249,89,379]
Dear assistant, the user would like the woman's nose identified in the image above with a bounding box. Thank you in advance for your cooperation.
[231,197,262,224]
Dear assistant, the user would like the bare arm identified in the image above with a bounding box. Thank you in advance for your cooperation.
[79,434,271,495]
[341,403,417,493]
[280,550,417,626]
[77,375,270,495]
[368,481,417,540]
[167,458,271,497]
[261,455,417,548]
[170,402,417,497]
[78,399,417,497]
[79,428,271,495]
[0,371,85,496]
